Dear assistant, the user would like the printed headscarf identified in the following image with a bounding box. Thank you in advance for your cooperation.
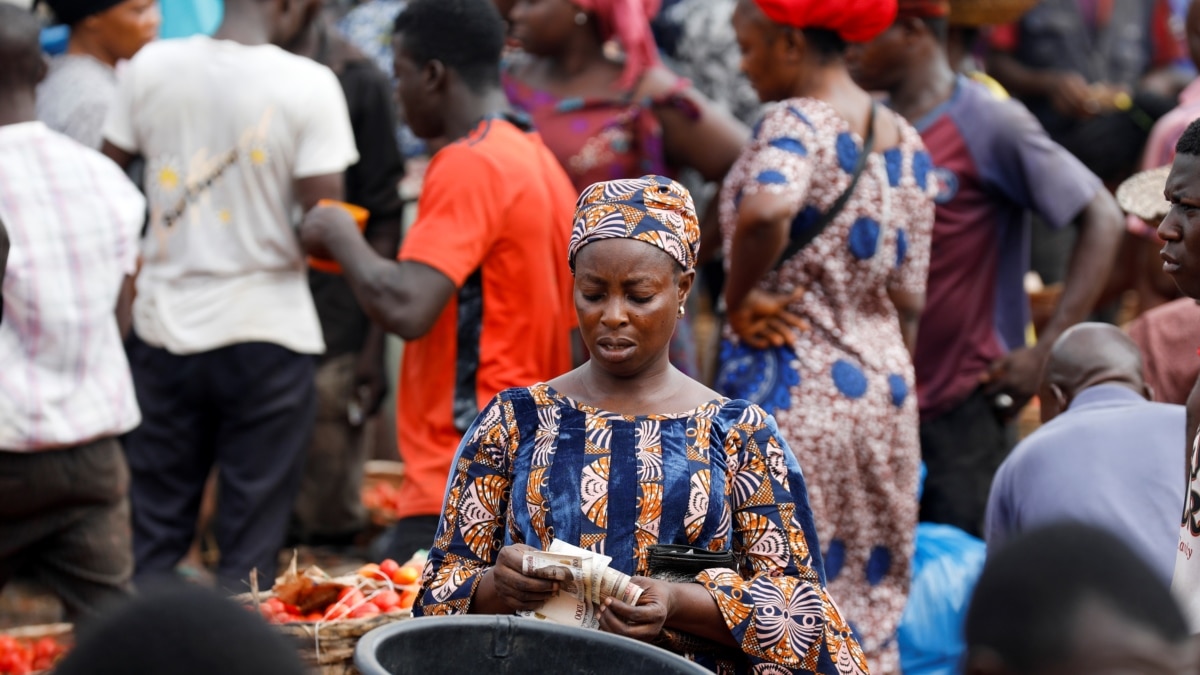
[572,0,662,89]
[568,175,700,273]
[896,0,950,18]
[752,0,898,43]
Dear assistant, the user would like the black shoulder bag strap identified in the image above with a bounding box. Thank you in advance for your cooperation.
[773,103,877,271]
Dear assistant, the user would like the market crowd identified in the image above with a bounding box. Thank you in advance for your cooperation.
[4,0,1200,672]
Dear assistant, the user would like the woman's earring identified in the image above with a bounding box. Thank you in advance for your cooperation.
[575,12,588,25]
[678,305,686,318]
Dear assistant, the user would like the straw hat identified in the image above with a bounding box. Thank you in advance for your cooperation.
[948,0,1040,26]
[1116,166,1172,222]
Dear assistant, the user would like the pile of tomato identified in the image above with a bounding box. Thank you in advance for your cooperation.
[0,635,68,674]
[256,558,422,625]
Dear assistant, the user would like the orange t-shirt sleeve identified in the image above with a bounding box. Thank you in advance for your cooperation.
[399,146,502,287]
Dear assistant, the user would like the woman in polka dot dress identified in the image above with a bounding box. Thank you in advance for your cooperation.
[715,1,936,673]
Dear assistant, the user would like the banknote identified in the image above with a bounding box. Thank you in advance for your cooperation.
[520,550,584,597]
[517,540,644,629]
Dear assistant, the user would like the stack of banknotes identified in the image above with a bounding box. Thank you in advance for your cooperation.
[518,539,645,629]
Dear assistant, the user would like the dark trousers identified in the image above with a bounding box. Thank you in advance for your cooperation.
[918,387,1017,538]
[0,437,133,621]
[123,336,316,591]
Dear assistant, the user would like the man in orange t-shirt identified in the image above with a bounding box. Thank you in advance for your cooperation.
[300,0,577,561]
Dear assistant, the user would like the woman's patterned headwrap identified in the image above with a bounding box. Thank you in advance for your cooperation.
[568,175,701,273]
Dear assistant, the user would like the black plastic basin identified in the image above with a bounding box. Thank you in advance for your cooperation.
[355,615,712,675]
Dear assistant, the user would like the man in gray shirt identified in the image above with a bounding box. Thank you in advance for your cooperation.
[985,323,1185,581]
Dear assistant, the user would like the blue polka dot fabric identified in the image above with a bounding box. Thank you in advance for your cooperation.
[887,374,908,408]
[866,546,892,586]
[895,229,909,267]
[714,340,802,415]
[884,148,902,187]
[786,105,815,129]
[836,132,859,174]
[769,137,808,156]
[825,539,846,581]
[912,150,932,191]
[848,217,880,260]
[790,205,823,239]
[832,360,868,399]
[756,169,789,186]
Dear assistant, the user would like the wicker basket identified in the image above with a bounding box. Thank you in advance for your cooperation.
[362,460,406,526]
[949,0,1040,26]
[1,623,73,674]
[235,580,410,675]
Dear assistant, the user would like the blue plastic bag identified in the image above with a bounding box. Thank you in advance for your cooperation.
[897,523,987,675]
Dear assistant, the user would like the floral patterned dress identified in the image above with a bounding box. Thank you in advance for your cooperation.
[415,383,871,675]
[715,98,935,675]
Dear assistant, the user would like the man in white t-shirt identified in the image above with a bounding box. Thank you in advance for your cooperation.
[1159,118,1200,629]
[101,0,359,589]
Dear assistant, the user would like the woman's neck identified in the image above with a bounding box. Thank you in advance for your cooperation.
[66,33,117,68]
[577,357,677,409]
[541,26,609,81]
[789,60,863,106]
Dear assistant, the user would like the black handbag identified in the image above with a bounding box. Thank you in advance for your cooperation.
[646,545,742,660]
[647,544,737,580]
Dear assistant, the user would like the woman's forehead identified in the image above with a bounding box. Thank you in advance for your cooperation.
[574,239,679,276]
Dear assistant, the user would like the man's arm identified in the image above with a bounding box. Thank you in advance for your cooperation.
[986,51,1093,120]
[101,140,138,172]
[300,205,454,340]
[1036,190,1124,344]
[982,190,1124,407]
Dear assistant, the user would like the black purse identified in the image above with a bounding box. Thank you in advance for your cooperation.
[646,545,742,660]
[647,544,737,580]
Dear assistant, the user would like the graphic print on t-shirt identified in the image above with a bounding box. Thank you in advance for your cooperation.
[147,106,277,233]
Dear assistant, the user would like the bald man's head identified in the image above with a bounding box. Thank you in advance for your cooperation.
[0,4,45,95]
[1040,323,1149,421]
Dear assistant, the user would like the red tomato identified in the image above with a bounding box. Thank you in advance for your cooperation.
[372,590,401,611]
[336,586,364,604]
[305,612,324,622]
[323,605,350,621]
[391,565,420,586]
[399,588,417,609]
[379,559,400,578]
[349,603,381,619]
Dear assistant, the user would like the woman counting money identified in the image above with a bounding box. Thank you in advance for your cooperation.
[414,176,869,674]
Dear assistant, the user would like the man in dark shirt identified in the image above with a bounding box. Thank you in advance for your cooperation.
[287,0,405,545]
[849,2,1123,537]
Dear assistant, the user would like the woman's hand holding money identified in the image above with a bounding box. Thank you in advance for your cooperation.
[596,576,669,642]
[477,544,567,613]
[600,577,742,648]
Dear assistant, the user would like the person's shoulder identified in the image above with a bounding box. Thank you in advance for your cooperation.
[127,36,208,66]
[634,64,687,100]
[264,45,340,80]
[712,398,775,432]
[31,126,140,195]
[749,98,821,142]
[952,78,1043,140]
